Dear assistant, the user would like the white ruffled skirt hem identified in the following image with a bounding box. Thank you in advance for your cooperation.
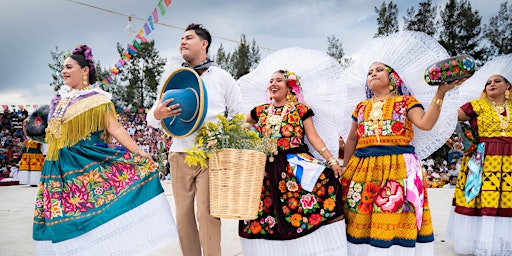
[35,193,177,256]
[446,207,512,256]
[240,220,348,256]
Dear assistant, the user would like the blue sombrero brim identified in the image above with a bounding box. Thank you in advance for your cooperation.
[159,67,208,138]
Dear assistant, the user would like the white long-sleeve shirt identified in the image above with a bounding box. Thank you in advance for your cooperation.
[147,66,244,152]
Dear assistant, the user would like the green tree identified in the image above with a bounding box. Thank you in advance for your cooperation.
[213,35,260,79]
[439,0,485,60]
[403,0,438,36]
[326,35,352,68]
[231,35,251,79]
[483,1,512,56]
[116,40,166,109]
[374,1,399,38]
[48,46,68,92]
[215,44,233,74]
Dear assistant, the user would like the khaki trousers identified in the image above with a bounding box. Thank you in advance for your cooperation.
[169,152,221,256]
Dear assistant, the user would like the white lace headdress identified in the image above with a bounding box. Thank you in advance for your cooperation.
[238,47,345,160]
[456,53,512,107]
[339,31,460,160]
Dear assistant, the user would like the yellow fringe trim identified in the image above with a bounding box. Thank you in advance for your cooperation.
[45,94,117,161]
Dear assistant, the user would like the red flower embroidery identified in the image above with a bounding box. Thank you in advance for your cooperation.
[375,180,404,212]
[281,124,294,137]
[391,122,404,135]
[300,194,317,209]
[278,138,290,150]
[357,124,365,137]
[308,213,322,226]
[357,182,379,214]
[288,198,299,210]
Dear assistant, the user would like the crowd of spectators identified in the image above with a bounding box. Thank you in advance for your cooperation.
[0,108,28,180]
[0,108,172,182]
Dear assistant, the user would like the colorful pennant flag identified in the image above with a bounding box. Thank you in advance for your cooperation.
[104,0,172,86]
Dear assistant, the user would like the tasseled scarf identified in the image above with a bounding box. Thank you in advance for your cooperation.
[45,93,115,161]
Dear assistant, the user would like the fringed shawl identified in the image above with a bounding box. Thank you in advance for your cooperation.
[45,93,116,160]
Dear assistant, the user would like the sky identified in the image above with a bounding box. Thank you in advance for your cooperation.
[0,0,501,109]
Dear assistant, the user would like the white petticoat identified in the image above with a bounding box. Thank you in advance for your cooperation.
[240,220,347,256]
[35,193,177,256]
[446,207,512,256]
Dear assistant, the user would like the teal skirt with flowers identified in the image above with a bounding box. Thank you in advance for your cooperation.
[33,131,177,254]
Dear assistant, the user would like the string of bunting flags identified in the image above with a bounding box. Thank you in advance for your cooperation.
[102,0,172,88]
[2,105,39,111]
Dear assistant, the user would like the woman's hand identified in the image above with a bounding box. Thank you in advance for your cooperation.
[331,163,343,178]
[437,78,466,95]
[136,149,154,161]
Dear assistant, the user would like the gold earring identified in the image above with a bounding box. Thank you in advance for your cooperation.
[286,91,292,101]
[82,75,89,86]
[506,89,510,100]
[388,85,394,91]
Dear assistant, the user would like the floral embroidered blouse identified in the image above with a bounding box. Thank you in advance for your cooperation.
[251,103,314,152]
[352,95,423,148]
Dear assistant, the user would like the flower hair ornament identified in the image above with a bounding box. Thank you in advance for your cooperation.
[365,64,411,99]
[238,47,345,160]
[278,69,305,103]
[71,44,97,84]
[340,31,460,160]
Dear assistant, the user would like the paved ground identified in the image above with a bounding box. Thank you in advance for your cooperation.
[0,181,464,255]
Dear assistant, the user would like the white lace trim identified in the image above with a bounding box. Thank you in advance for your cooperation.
[35,193,177,256]
[446,209,512,256]
[240,220,348,256]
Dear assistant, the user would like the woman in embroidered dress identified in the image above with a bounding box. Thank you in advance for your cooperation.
[239,70,348,255]
[18,118,45,186]
[32,45,177,255]
[446,54,512,256]
[341,62,460,256]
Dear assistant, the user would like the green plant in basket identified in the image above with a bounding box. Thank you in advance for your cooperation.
[185,113,264,168]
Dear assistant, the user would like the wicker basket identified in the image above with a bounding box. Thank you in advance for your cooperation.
[208,148,266,219]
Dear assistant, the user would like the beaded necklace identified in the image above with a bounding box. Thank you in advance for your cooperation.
[489,99,510,136]
[368,93,392,143]
[46,86,91,139]
[262,102,291,162]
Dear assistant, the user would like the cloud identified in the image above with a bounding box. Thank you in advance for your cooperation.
[0,0,501,107]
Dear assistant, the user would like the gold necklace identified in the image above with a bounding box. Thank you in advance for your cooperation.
[368,93,392,143]
[46,87,91,139]
[263,102,291,162]
[490,99,510,136]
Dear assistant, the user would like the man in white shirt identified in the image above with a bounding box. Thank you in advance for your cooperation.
[147,23,243,256]
[443,175,458,188]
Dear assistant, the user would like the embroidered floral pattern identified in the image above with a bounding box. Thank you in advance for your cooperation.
[357,97,409,139]
[241,103,338,237]
[424,55,476,85]
[254,103,310,151]
[33,153,156,221]
[344,180,408,214]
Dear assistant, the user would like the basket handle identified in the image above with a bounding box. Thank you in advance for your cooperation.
[212,150,220,170]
